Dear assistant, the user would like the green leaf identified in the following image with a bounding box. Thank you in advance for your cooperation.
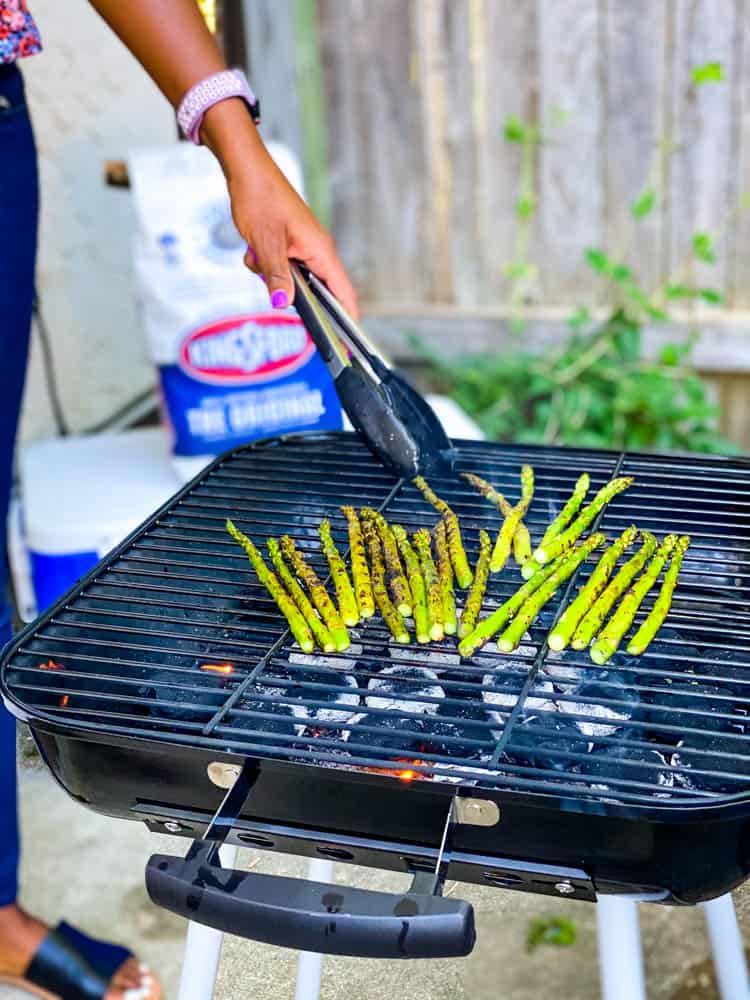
[527,917,577,953]
[665,284,696,300]
[503,116,526,143]
[504,261,531,280]
[611,263,633,283]
[693,232,716,263]
[699,287,722,304]
[692,62,725,86]
[516,194,537,220]
[631,189,656,219]
[584,248,610,274]
[567,305,591,330]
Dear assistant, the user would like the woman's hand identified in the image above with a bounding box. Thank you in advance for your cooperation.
[203,99,359,318]
[89,0,359,318]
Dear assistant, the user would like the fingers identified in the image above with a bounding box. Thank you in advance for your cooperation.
[300,240,361,320]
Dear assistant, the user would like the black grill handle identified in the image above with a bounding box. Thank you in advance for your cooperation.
[146,843,475,959]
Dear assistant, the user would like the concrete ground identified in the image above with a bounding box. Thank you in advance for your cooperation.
[1,740,749,1000]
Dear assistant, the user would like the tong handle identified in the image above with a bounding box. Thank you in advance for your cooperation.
[146,844,475,959]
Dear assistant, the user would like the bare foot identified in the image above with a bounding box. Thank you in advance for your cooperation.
[0,903,160,999]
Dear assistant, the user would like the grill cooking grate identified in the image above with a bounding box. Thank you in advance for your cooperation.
[4,433,750,808]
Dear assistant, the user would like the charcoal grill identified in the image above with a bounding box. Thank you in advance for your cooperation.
[3,431,750,959]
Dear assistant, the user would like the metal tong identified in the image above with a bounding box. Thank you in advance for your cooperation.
[291,261,452,477]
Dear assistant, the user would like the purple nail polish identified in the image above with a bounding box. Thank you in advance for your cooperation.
[271,289,289,309]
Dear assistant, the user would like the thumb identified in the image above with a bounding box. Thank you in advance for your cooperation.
[260,239,294,310]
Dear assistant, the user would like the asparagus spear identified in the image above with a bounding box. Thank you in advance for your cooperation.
[361,507,412,617]
[497,533,606,653]
[279,535,350,652]
[459,529,492,638]
[571,531,657,650]
[489,464,534,573]
[590,534,679,665]
[226,520,314,653]
[319,518,359,627]
[340,505,375,620]
[457,559,562,659]
[533,476,634,565]
[267,537,335,652]
[513,521,533,566]
[412,477,473,587]
[393,524,430,644]
[434,518,458,635]
[362,517,410,643]
[413,528,444,641]
[539,473,590,548]
[627,535,690,656]
[462,471,534,570]
[548,525,638,651]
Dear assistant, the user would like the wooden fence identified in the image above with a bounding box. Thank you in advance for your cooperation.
[242,0,750,445]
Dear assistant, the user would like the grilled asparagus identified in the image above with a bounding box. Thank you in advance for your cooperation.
[362,517,410,643]
[393,524,430,644]
[489,465,534,573]
[280,535,350,651]
[457,560,562,659]
[414,528,444,641]
[319,518,359,627]
[497,533,606,653]
[434,518,458,635]
[226,520,314,653]
[590,534,678,665]
[267,537,335,652]
[571,531,657,650]
[461,471,531,567]
[539,473,590,549]
[548,525,638,651]
[627,535,690,656]
[459,529,492,638]
[361,507,412,617]
[413,477,473,588]
[533,476,633,565]
[340,505,375,620]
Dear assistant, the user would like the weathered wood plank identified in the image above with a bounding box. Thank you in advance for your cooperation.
[604,0,667,292]
[318,0,370,289]
[667,0,740,294]
[242,1,303,161]
[729,0,750,305]
[361,303,750,373]
[478,0,538,303]
[537,0,604,302]
[413,0,454,302]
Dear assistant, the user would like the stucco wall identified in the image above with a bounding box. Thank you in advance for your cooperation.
[18,0,177,443]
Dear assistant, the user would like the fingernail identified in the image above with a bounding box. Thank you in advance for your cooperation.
[271,290,289,309]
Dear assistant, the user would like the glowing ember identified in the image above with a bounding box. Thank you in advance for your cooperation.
[200,663,234,675]
[59,695,70,707]
[364,759,427,782]
[39,660,63,671]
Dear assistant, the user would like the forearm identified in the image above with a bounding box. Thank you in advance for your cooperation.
[88,0,263,174]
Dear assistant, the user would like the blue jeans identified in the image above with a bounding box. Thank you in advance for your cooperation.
[0,62,38,907]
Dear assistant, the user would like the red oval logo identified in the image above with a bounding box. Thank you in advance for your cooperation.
[179,314,315,386]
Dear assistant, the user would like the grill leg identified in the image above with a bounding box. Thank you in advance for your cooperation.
[703,894,750,1000]
[293,858,334,1000]
[596,897,646,1000]
[176,844,238,1000]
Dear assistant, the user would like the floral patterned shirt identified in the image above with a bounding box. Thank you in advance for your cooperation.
[0,1,41,64]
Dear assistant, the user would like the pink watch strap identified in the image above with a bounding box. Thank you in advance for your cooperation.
[176,69,261,145]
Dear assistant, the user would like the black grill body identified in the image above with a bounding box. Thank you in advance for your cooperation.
[4,432,750,908]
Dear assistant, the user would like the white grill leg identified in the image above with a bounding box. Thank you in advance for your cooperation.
[596,896,647,1000]
[294,859,335,1000]
[176,844,238,1000]
[703,893,750,1000]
